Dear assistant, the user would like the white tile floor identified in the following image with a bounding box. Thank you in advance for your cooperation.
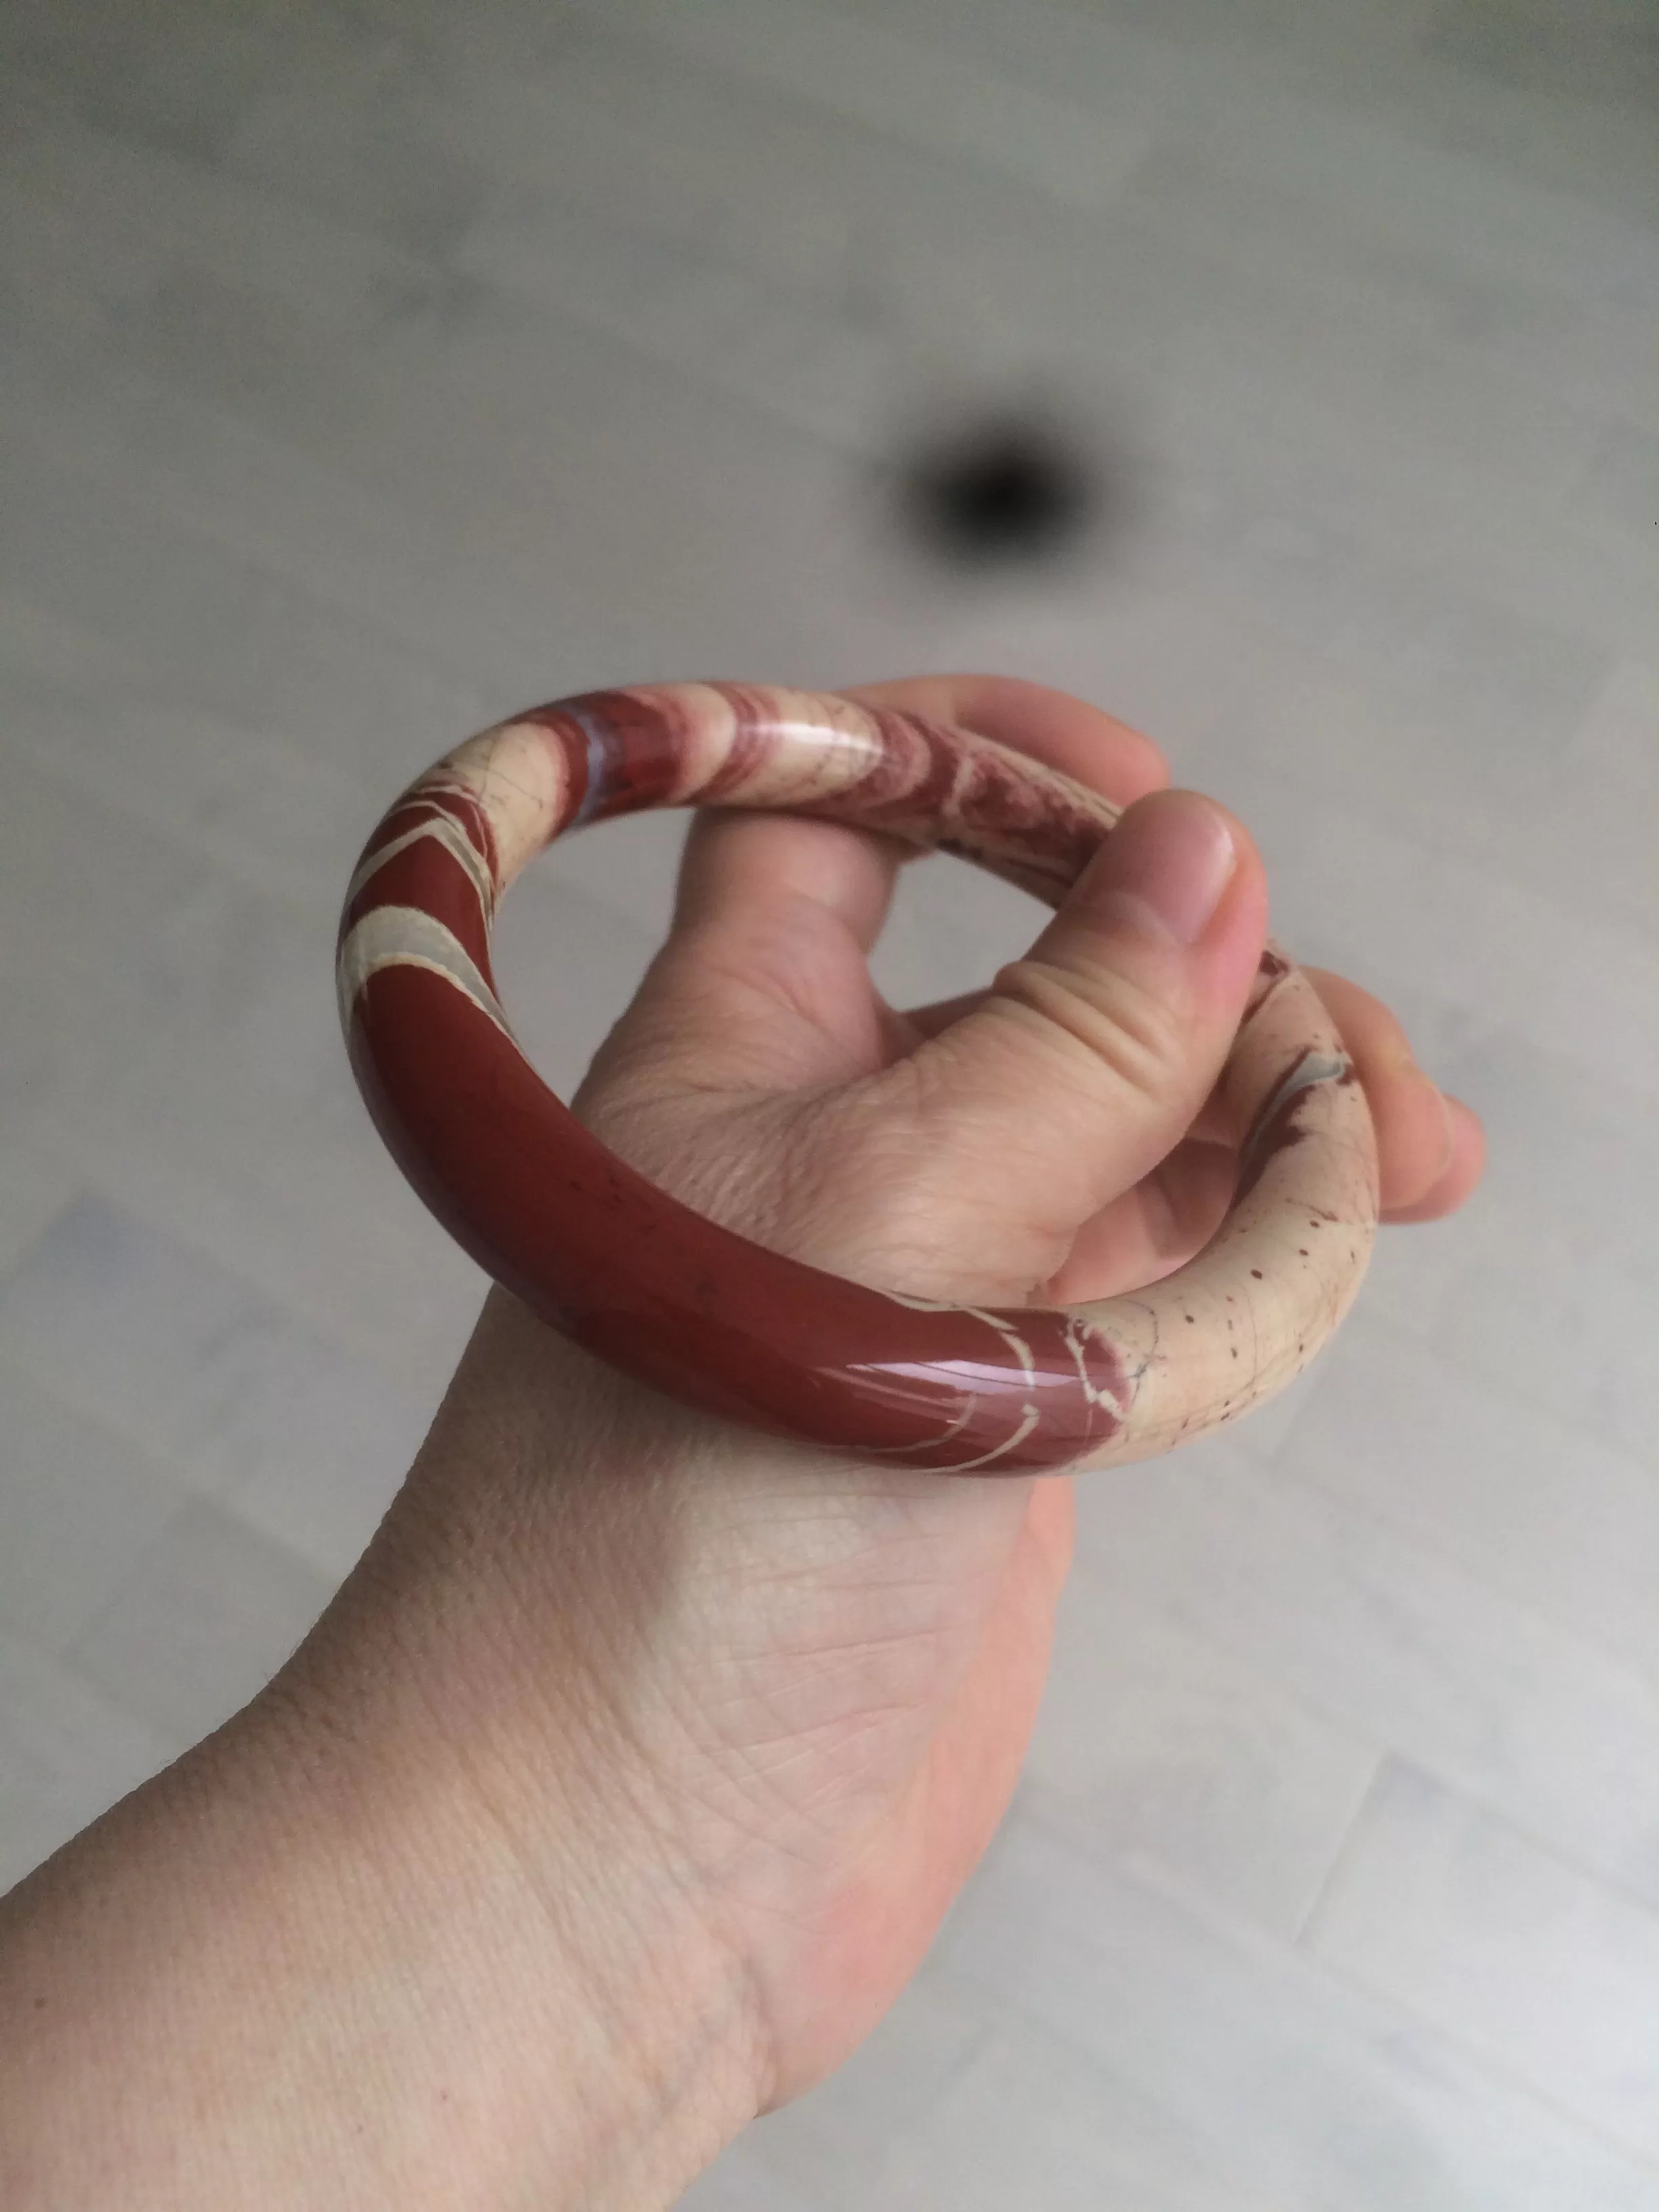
[0,1,1654,2202]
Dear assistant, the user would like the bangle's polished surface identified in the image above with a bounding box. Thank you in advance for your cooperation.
[337,684,1378,1474]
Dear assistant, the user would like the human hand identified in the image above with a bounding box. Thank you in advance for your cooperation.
[311,678,1481,2121]
[0,678,1482,2211]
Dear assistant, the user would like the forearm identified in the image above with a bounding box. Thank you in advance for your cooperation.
[0,1515,761,2209]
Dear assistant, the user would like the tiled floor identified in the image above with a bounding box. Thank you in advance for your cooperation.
[1,1,1654,2203]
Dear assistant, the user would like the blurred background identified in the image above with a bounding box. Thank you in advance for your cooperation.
[1,0,1656,2203]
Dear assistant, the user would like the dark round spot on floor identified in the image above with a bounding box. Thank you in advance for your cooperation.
[893,412,1101,567]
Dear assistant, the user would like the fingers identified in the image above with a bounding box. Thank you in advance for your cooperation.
[1376,1097,1486,1223]
[1296,967,1448,1207]
[895,951,1486,1267]
[872,789,1269,1256]
[594,672,1168,1110]
[673,807,909,954]
[671,676,1170,960]
[1296,968,1483,1222]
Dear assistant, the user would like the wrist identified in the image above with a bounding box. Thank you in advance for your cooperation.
[255,1643,766,2211]
[1,1498,764,2212]
[262,1470,773,2212]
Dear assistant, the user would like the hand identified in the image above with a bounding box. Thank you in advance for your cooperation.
[318,678,1481,2104]
[0,678,1482,2211]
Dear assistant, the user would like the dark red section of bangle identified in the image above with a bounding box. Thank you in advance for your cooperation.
[348,964,1126,1473]
[358,790,498,886]
[522,694,691,834]
[344,838,496,979]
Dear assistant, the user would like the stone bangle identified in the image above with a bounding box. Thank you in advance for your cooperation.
[337,684,1378,1475]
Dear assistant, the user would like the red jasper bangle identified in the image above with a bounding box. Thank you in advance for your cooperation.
[337,684,1378,1475]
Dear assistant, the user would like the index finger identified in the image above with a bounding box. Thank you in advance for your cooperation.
[839,674,1170,811]
[671,676,1170,965]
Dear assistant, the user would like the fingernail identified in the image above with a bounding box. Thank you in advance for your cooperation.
[1090,792,1238,946]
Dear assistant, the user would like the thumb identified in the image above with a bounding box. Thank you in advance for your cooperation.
[878,788,1267,1270]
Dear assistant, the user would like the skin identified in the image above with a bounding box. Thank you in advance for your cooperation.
[0,678,1482,2209]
